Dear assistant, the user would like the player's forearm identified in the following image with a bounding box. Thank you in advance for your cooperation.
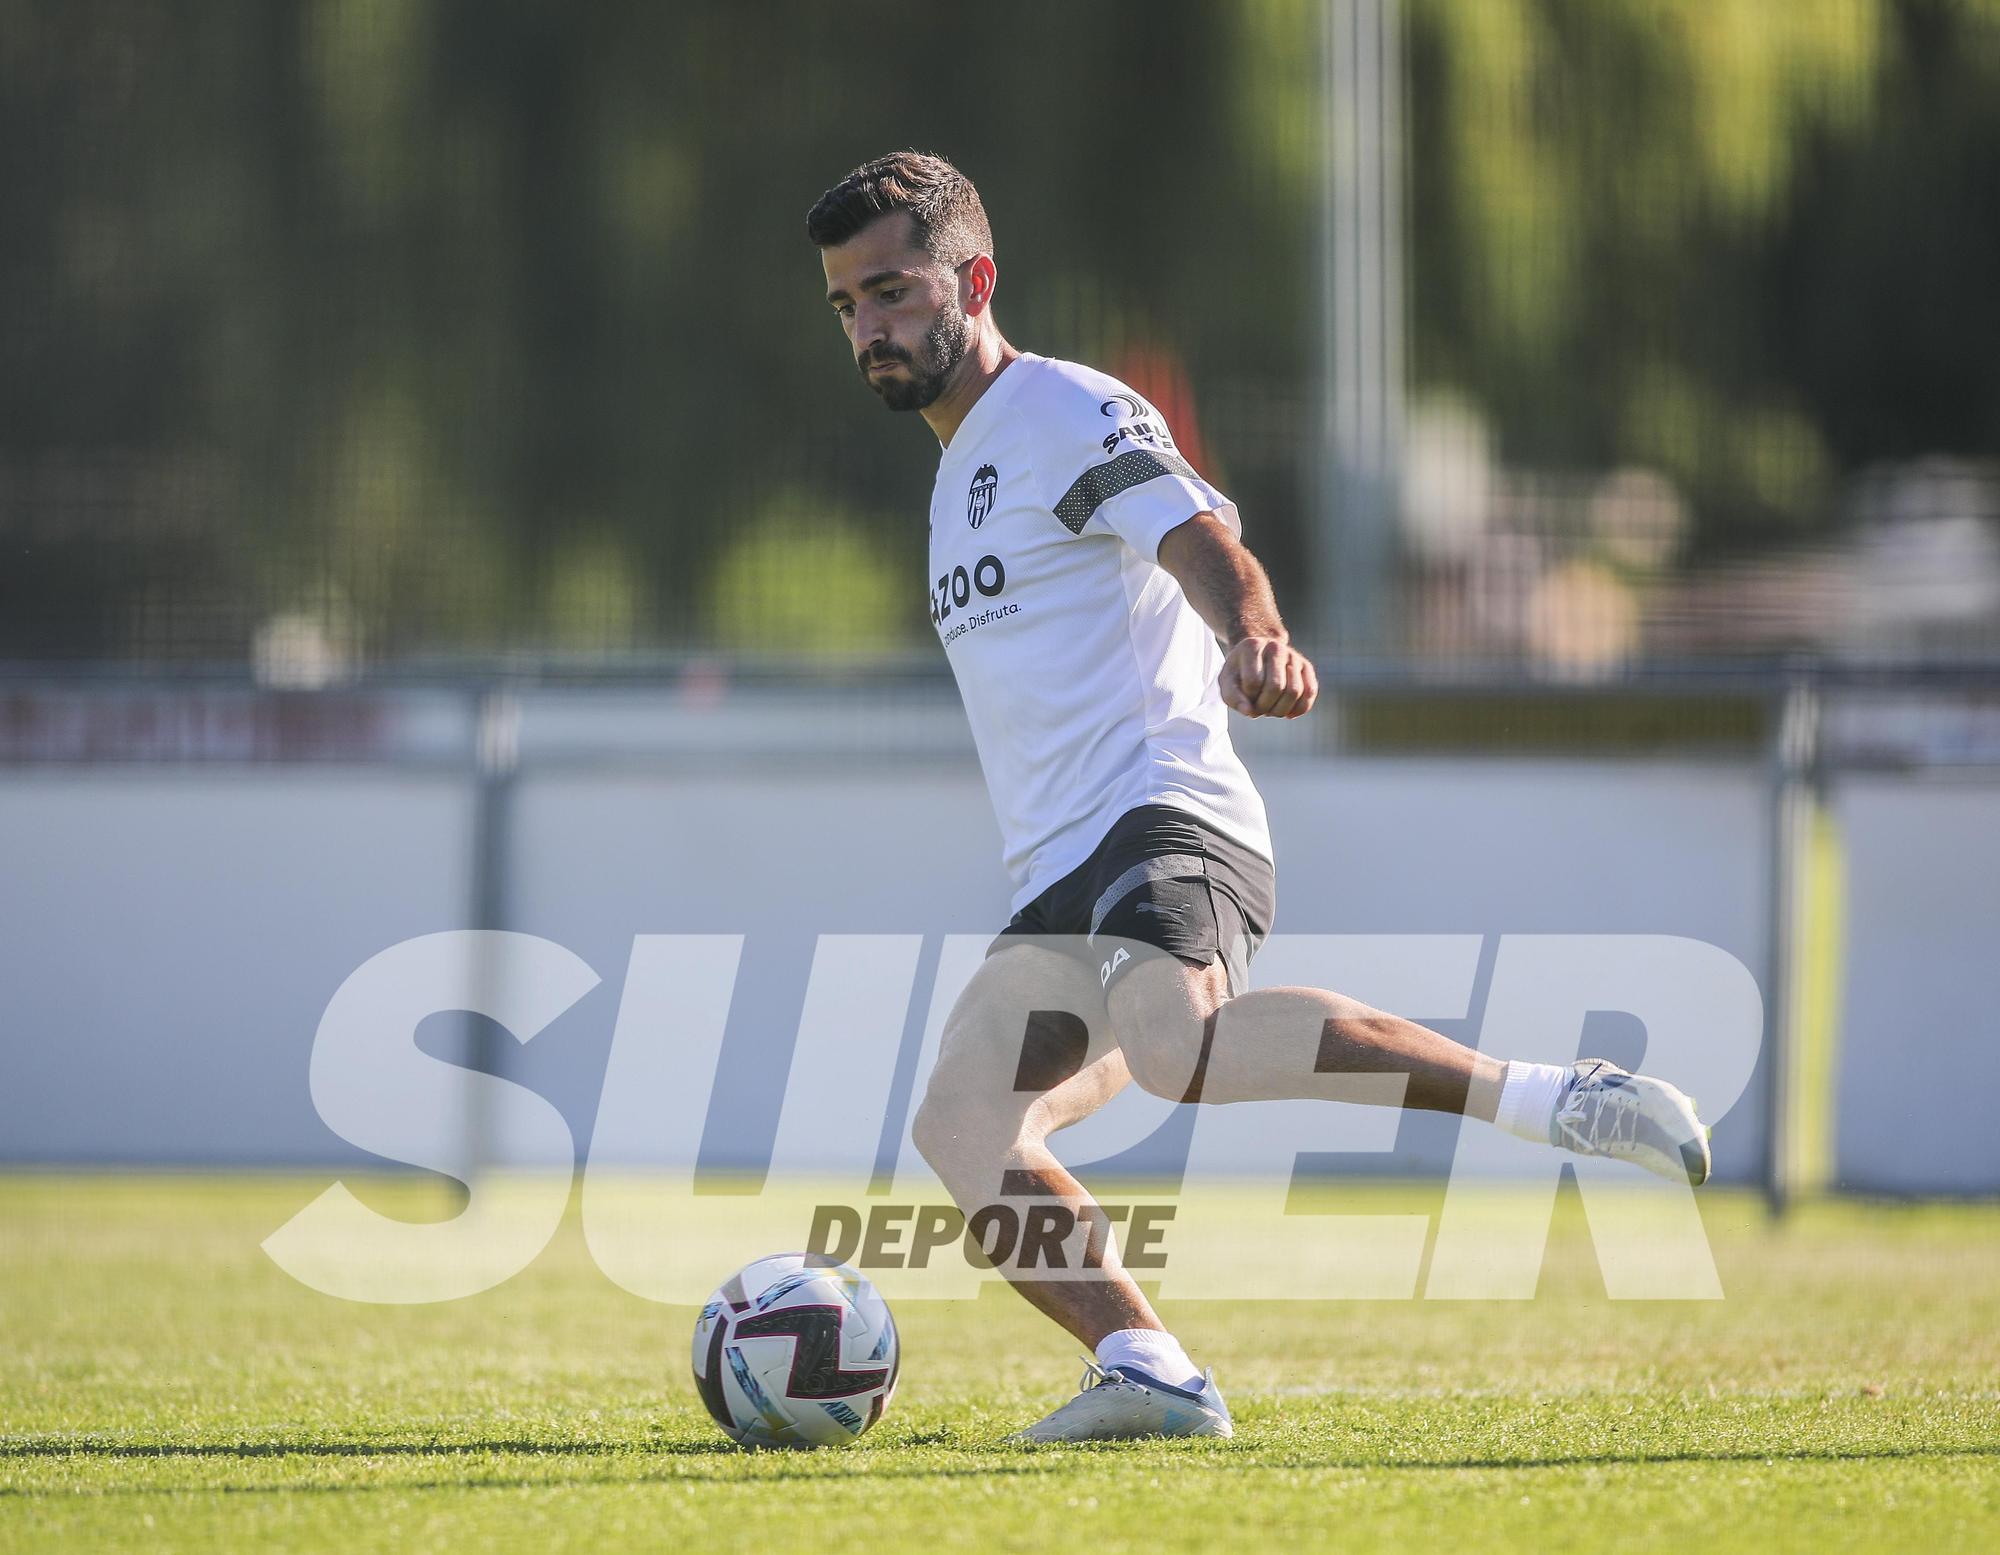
[1161,516,1289,647]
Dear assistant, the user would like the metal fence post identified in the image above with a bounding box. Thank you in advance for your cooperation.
[465,682,521,1177]
[1761,662,1821,1215]
[1318,0,1406,656]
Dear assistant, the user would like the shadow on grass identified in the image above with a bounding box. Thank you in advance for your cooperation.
[2,1436,1995,1502]
[0,1439,741,1460]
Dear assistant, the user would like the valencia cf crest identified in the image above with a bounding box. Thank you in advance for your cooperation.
[967,463,998,528]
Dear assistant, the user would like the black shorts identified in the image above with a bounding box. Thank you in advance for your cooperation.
[988,803,1276,998]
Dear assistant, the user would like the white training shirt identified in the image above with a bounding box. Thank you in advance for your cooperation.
[926,351,1273,911]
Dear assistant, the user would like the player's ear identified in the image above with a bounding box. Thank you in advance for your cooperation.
[960,253,997,318]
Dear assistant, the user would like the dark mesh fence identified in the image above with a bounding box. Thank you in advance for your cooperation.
[2,0,1996,680]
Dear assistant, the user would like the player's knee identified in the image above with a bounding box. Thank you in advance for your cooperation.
[1119,1019,1210,1102]
[911,1081,1011,1180]
[909,1086,961,1173]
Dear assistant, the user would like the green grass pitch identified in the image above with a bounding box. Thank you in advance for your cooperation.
[4,1175,1996,1553]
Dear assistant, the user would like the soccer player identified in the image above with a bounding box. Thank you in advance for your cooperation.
[806,151,1713,1442]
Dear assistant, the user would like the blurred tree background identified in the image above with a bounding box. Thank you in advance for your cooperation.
[2,0,1996,671]
[1409,0,1999,542]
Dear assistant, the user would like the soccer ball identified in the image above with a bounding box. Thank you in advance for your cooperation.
[691,1253,900,1448]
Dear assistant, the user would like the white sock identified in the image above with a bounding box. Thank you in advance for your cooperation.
[1494,1060,1572,1143]
[1095,1327,1201,1390]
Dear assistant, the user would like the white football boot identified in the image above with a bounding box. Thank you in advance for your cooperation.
[1551,1058,1713,1186]
[1008,1358,1234,1443]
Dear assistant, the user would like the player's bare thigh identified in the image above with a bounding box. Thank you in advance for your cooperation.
[1104,953,1230,1101]
[919,940,1129,1139]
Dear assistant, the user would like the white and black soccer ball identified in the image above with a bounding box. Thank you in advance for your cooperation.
[691,1253,900,1448]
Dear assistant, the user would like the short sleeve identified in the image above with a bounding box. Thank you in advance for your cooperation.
[1036,381,1238,562]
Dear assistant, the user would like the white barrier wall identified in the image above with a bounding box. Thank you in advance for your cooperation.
[3,711,1995,1188]
[1832,778,2000,1194]
[494,760,1775,1182]
[1,770,474,1163]
[2,751,1778,1180]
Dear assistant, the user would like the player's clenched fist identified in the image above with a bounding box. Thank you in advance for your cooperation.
[1220,635,1318,719]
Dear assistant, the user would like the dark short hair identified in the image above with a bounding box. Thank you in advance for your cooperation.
[805,151,993,265]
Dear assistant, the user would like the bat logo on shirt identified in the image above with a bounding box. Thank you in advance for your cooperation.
[967,463,999,529]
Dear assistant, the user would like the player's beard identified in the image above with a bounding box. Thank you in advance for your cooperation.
[859,301,971,413]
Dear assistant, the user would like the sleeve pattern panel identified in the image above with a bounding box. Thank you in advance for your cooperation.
[1052,449,1203,536]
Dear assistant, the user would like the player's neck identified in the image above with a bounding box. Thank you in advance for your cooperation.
[924,332,1021,449]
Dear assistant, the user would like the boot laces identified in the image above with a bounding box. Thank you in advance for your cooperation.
[1559,1064,1640,1154]
[1076,1355,1142,1393]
